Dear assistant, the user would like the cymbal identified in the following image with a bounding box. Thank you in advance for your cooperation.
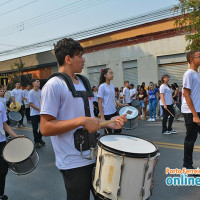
[9,101,21,112]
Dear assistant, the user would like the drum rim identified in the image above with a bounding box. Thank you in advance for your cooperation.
[8,111,22,121]
[98,134,159,158]
[119,106,139,120]
[91,186,112,200]
[2,137,35,164]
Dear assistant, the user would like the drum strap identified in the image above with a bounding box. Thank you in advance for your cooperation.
[48,73,97,157]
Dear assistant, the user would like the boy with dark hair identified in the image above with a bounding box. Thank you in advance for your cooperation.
[11,82,25,127]
[182,50,200,169]
[40,38,126,200]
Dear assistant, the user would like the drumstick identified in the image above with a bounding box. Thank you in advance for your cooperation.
[100,110,132,127]
[166,108,175,118]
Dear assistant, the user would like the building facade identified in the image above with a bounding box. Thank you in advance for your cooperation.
[0,7,189,88]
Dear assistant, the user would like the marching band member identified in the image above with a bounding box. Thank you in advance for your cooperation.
[40,38,126,200]
[182,50,200,169]
[98,68,125,134]
[11,82,25,127]
[28,80,45,149]
[160,74,176,135]
[0,87,21,200]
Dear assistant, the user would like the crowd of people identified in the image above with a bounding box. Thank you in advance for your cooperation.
[0,37,199,200]
[92,76,182,134]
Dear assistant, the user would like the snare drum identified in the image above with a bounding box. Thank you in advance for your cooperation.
[119,106,139,129]
[2,137,39,175]
[173,104,181,119]
[131,99,140,110]
[93,134,160,200]
[8,111,22,127]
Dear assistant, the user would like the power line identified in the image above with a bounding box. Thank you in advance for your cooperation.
[0,0,39,17]
[0,0,109,37]
[0,0,13,7]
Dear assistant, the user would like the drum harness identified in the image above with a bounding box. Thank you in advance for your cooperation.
[49,73,98,160]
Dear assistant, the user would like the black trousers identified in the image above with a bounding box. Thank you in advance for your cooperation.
[93,101,99,118]
[183,113,200,167]
[31,115,42,143]
[104,111,122,134]
[0,142,8,196]
[60,164,100,200]
[161,105,175,133]
[18,105,25,125]
[25,107,31,122]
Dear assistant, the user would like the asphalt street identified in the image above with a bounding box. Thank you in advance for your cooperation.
[3,118,200,200]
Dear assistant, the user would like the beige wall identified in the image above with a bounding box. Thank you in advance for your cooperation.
[84,35,187,87]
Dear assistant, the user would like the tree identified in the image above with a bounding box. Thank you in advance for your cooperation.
[173,0,200,51]
[8,61,25,89]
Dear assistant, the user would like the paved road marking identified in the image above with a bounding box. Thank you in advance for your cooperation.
[154,141,200,151]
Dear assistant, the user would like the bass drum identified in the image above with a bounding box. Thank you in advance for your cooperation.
[92,134,160,200]
[2,137,39,175]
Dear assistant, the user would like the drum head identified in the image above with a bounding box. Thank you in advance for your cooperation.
[3,137,34,163]
[119,106,138,120]
[8,111,22,121]
[99,134,158,158]
[131,99,140,107]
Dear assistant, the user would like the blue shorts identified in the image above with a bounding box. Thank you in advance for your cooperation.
[140,100,146,108]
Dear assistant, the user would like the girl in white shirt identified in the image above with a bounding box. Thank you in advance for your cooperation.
[160,74,176,134]
[98,68,124,134]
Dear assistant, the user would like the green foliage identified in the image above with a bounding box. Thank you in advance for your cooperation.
[8,61,25,90]
[173,0,200,51]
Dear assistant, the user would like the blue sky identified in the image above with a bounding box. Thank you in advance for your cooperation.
[0,0,177,53]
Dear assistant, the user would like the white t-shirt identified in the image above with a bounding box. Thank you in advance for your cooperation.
[40,76,95,170]
[93,92,98,102]
[123,87,131,103]
[0,97,6,109]
[130,88,137,100]
[0,102,8,142]
[11,88,23,105]
[28,89,41,116]
[159,84,173,106]
[23,89,30,105]
[181,69,200,113]
[98,83,116,115]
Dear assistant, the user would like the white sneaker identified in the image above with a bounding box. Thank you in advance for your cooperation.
[171,130,177,134]
[152,118,155,122]
[147,118,153,122]
[162,131,172,135]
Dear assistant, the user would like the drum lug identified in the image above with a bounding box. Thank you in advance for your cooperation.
[140,186,145,197]
[103,189,111,195]
[117,187,121,197]
[150,179,154,195]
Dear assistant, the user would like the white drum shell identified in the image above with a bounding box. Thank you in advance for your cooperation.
[93,135,159,200]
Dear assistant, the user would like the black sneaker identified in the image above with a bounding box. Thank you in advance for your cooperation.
[21,124,25,127]
[0,195,8,200]
[39,139,46,146]
[183,165,194,169]
[34,142,42,149]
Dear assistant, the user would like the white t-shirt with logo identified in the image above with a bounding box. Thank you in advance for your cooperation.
[28,89,41,116]
[159,84,173,106]
[40,76,95,170]
[181,69,200,113]
[0,102,8,142]
[11,89,23,105]
[130,88,137,100]
[98,83,116,115]
[123,87,131,104]
[23,90,30,105]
